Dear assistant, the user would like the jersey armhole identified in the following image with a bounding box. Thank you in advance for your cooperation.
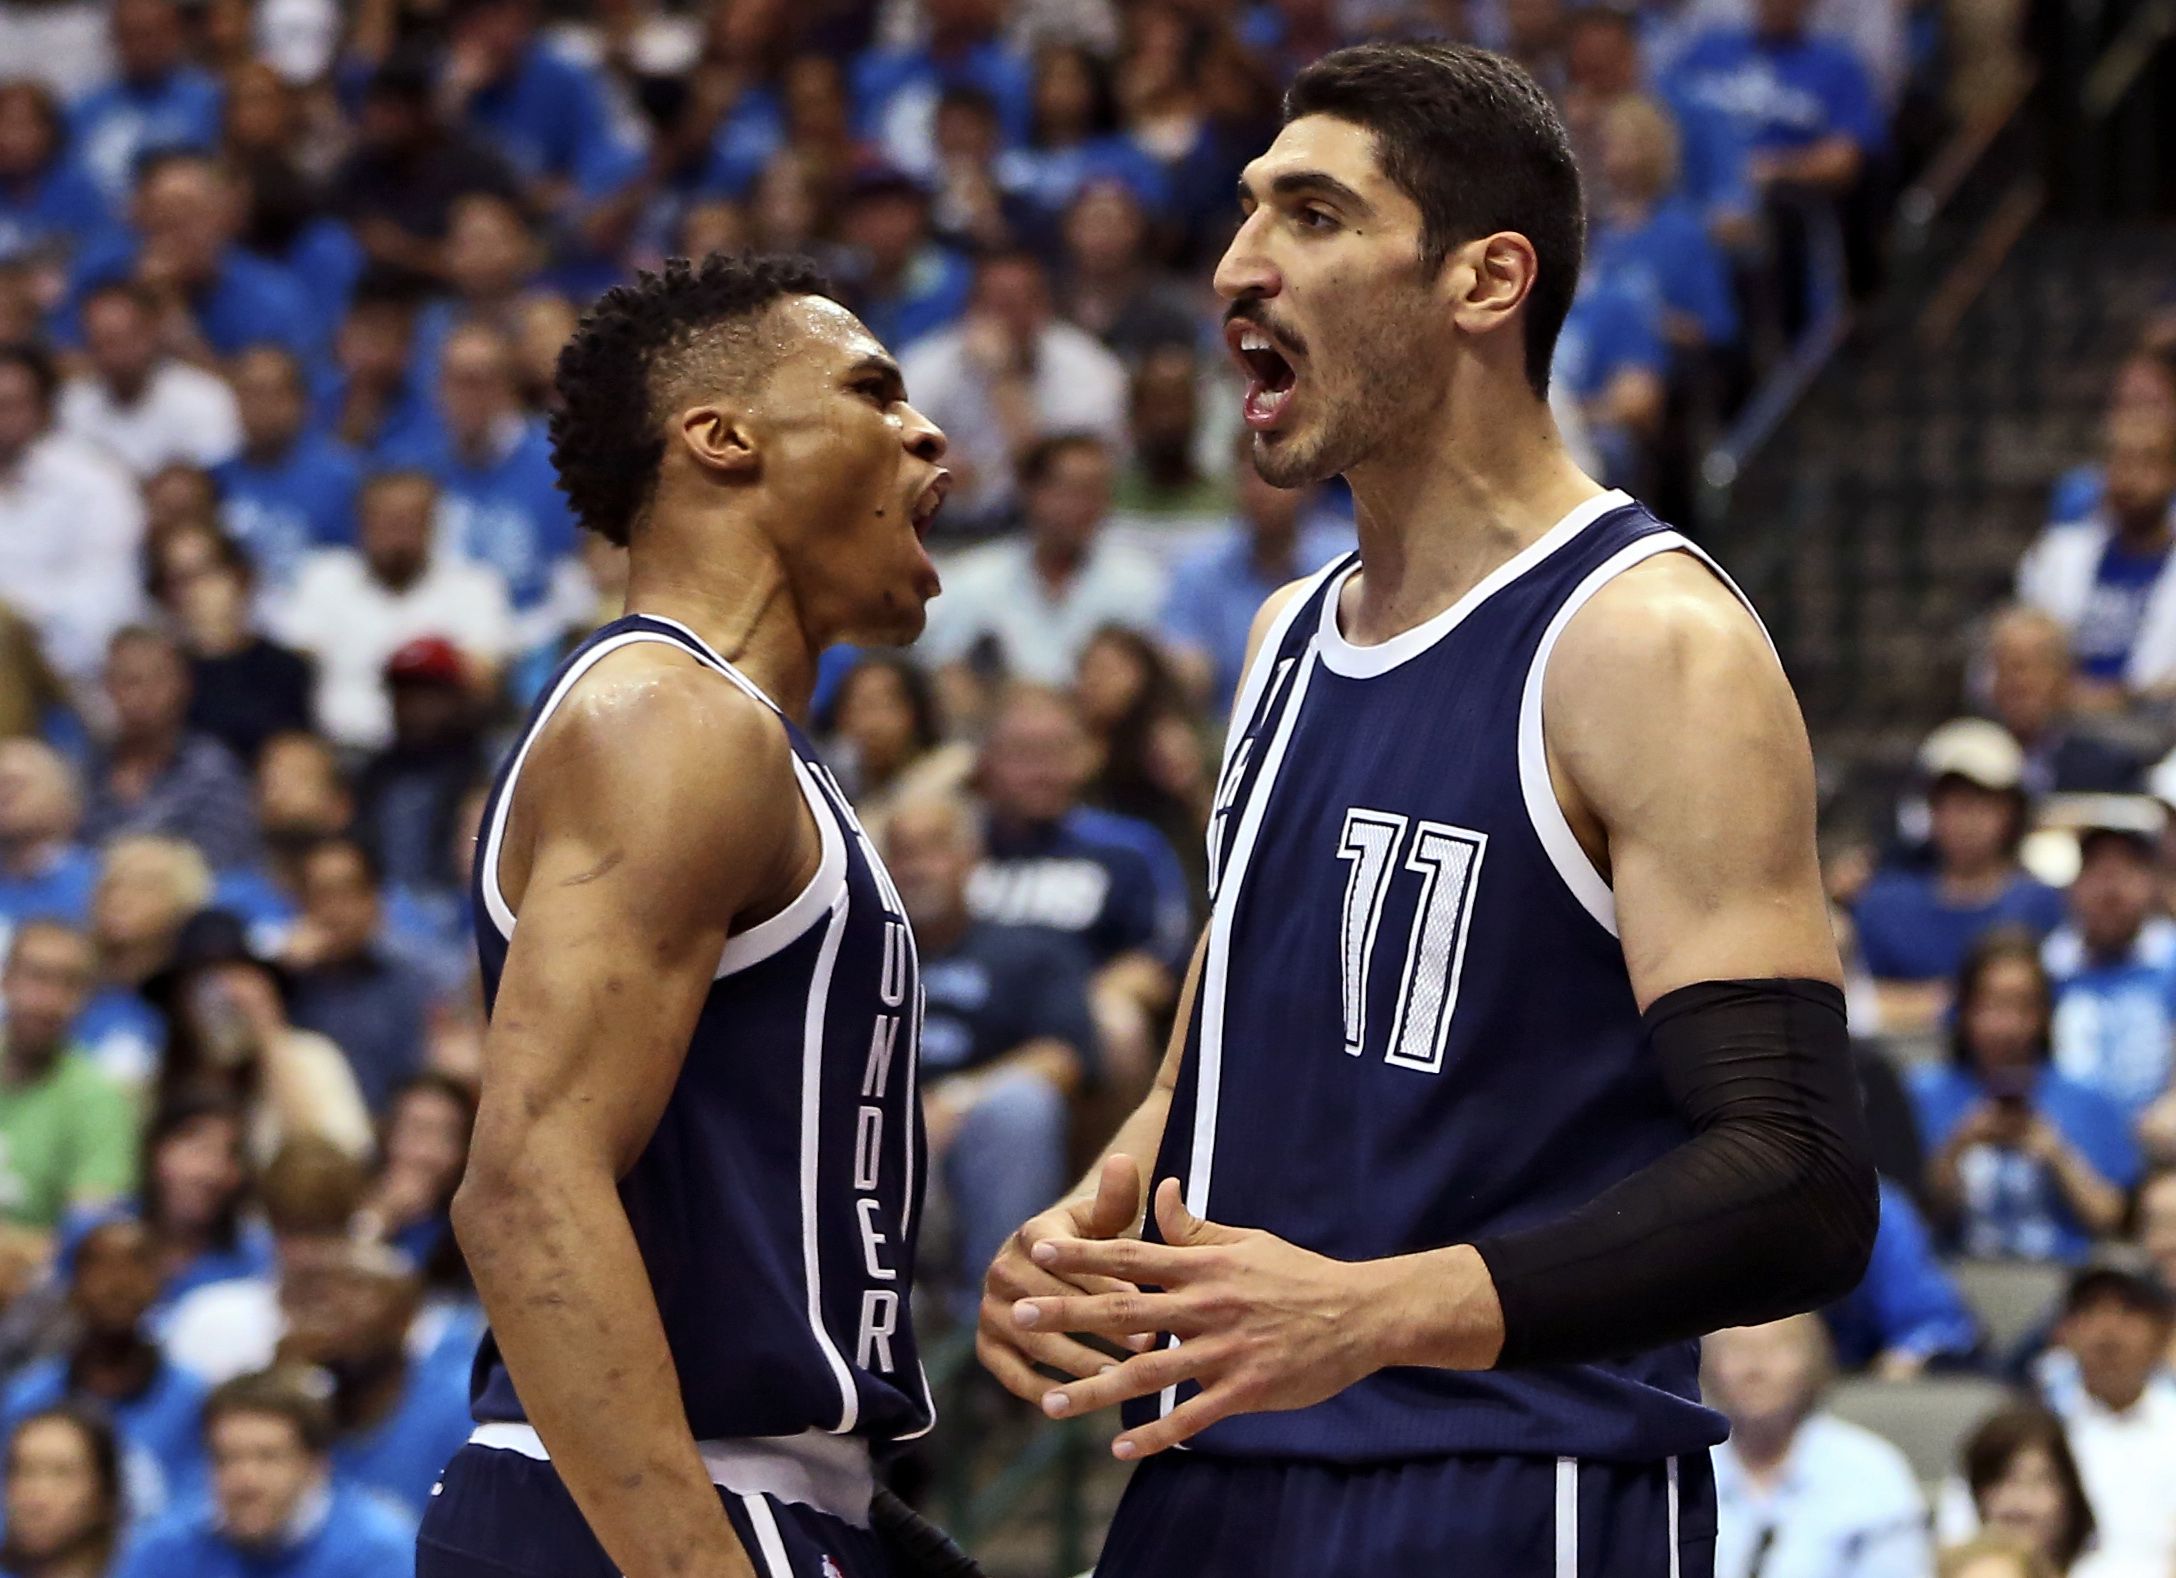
[1517,535,1772,938]
[1218,554,1352,777]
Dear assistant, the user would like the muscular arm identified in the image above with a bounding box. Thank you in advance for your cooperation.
[452,658,805,1578]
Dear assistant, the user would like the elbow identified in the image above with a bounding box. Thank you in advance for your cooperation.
[1796,1147,1880,1309]
[449,1154,523,1259]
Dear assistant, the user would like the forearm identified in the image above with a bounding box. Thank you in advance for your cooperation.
[455,1162,754,1578]
[2042,1143,2124,1234]
[951,1038,1083,1103]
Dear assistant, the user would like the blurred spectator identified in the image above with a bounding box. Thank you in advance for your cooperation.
[922,434,1164,685]
[80,836,209,1086]
[998,45,1168,229]
[0,1219,208,1520]
[215,345,364,595]
[926,86,1029,255]
[1951,1406,2097,1576]
[216,734,354,951]
[2046,351,2176,530]
[969,684,1189,1094]
[275,1238,470,1521]
[1590,96,1738,356]
[2017,406,2176,705]
[283,839,432,1116]
[354,1073,475,1280]
[0,342,147,688]
[1059,179,1197,370]
[0,922,136,1234]
[140,460,219,539]
[1938,1537,2058,1578]
[80,626,258,873]
[110,1367,415,1578]
[352,639,487,897]
[1985,609,2150,798]
[885,794,1094,1308]
[164,1137,367,1384]
[1854,721,2064,1033]
[0,81,112,272]
[439,0,635,222]
[1823,1176,1979,1378]
[69,0,224,204]
[318,276,437,462]
[821,654,974,840]
[2035,1256,2176,1577]
[0,606,67,744]
[274,470,514,752]
[1915,932,2138,1261]
[56,282,241,479]
[1707,1314,1933,1578]
[835,164,971,354]
[146,523,315,768]
[0,742,97,946]
[1552,276,1665,486]
[389,323,582,654]
[0,1405,123,1578]
[408,195,545,399]
[2043,803,2176,1128]
[69,152,318,362]
[852,0,1034,178]
[901,252,1127,525]
[1111,345,1233,544]
[1160,453,1350,708]
[1076,626,1212,894]
[122,1088,273,1314]
[146,909,373,1164]
[331,51,526,294]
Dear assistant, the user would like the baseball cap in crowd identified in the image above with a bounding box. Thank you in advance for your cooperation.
[384,636,465,689]
[1919,718,2026,793]
[2063,1246,2174,1320]
[144,907,294,1011]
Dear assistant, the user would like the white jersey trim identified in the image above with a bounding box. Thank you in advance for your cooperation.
[1555,1457,1579,1577]
[799,897,861,1433]
[476,627,847,977]
[1316,490,1632,680]
[741,1493,795,1575]
[1219,553,1350,778]
[1517,531,1771,937]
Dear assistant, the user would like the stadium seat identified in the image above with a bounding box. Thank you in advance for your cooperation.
[1948,1258,2067,1361]
[1825,1374,2020,1487]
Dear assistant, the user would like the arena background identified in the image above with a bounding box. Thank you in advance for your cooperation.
[0,0,2172,1572]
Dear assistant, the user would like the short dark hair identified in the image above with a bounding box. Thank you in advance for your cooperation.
[80,280,164,321]
[820,653,943,756]
[1283,42,1584,397]
[549,252,840,546]
[303,833,382,890]
[0,341,59,410]
[1962,1406,2096,1571]
[1016,431,1110,489]
[203,1369,335,1456]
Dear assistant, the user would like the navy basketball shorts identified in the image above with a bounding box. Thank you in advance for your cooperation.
[417,1436,895,1578]
[1093,1449,1717,1578]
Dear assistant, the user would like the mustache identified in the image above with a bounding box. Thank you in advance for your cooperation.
[1224,302,1307,357]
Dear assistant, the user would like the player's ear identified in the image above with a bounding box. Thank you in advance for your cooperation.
[676,403,761,478]
[1447,231,1538,338]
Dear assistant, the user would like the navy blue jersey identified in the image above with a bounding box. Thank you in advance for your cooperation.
[968,807,1192,970]
[467,614,933,1445]
[919,919,1100,1082]
[1127,492,1740,1463]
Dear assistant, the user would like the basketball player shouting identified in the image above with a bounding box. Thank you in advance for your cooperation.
[419,257,967,1578]
[978,45,1879,1576]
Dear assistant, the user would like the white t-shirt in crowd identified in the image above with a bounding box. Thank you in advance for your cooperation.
[921,534,1168,685]
[0,430,146,682]
[57,363,243,478]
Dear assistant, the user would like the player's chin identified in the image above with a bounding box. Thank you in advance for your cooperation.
[853,584,936,648]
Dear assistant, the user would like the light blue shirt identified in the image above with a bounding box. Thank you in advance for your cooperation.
[1713,1413,1933,1578]
[2046,917,2176,1119]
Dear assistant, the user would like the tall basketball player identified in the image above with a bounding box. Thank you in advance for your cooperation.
[418,256,957,1578]
[977,44,1880,1576]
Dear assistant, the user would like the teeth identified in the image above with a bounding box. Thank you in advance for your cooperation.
[1238,329,1271,352]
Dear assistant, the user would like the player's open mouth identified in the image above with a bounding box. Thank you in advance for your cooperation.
[1227,321,1299,430]
[909,473,951,539]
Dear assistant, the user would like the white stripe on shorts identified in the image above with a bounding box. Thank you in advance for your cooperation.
[1556,1456,1579,1578]
[1667,1457,1681,1577]
[741,1493,793,1578]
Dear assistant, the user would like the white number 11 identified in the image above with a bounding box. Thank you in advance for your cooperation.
[1335,808,1487,1073]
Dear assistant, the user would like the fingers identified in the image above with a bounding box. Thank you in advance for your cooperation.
[986,1244,1135,1305]
[1111,1387,1236,1460]
[975,1314,1126,1402]
[1030,1234,1193,1286]
[975,1327,1051,1403]
[1039,1342,1202,1420]
[1153,1176,1235,1247]
[1085,1154,1145,1239]
[1012,1288,1191,1340]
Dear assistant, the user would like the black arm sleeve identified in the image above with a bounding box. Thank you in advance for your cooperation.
[1471,978,1879,1369]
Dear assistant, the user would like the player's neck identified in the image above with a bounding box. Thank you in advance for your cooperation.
[1338,403,1604,646]
[623,534,821,722]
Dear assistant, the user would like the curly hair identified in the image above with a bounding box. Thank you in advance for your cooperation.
[548,252,839,546]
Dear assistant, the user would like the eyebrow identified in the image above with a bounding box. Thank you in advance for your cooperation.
[844,353,906,392]
[1237,170,1376,219]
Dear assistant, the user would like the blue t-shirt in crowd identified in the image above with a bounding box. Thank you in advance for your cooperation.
[919,919,1100,1082]
[852,40,1036,174]
[69,67,224,201]
[1553,282,1666,403]
[2048,465,2104,527]
[1668,27,1883,157]
[693,84,786,198]
[1160,520,1355,712]
[1823,1178,1979,1368]
[329,1362,476,1522]
[996,135,1174,223]
[112,1483,417,1578]
[969,807,1192,972]
[307,366,439,468]
[215,436,365,590]
[385,420,576,618]
[67,237,319,358]
[2045,918,2176,1119]
[1590,196,1740,350]
[2070,536,2171,683]
[1908,1062,2141,1262]
[851,245,975,355]
[1662,83,1756,225]
[2,1355,210,1516]
[1852,867,2067,983]
[463,43,633,201]
[0,157,112,263]
[267,218,367,339]
[70,988,164,1091]
[0,845,99,938]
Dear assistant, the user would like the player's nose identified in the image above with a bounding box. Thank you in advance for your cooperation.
[1213,215,1281,303]
[900,400,947,463]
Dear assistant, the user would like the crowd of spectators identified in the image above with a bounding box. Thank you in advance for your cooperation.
[0,0,2152,1573]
